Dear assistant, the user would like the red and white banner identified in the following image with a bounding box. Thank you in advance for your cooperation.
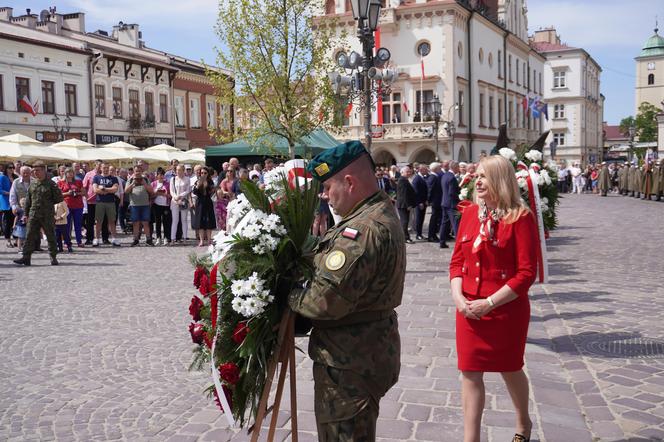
[19,96,38,116]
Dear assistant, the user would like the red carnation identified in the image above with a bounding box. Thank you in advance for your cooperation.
[189,296,204,321]
[189,322,205,345]
[213,385,233,413]
[219,362,241,385]
[198,274,211,297]
[232,322,249,345]
[193,266,207,288]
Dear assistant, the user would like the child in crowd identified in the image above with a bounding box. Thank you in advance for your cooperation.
[54,200,72,253]
[12,197,27,252]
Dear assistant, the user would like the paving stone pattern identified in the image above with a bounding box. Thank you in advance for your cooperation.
[0,193,662,441]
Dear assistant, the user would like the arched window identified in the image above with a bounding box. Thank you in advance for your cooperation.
[648,73,655,85]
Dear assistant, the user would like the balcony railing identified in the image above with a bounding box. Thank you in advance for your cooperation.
[330,122,448,141]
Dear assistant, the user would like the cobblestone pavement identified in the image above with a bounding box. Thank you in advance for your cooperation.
[1,193,663,442]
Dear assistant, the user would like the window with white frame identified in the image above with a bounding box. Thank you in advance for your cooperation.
[553,71,566,88]
[174,96,185,127]
[553,132,565,146]
[382,91,402,123]
[206,101,216,128]
[190,97,201,128]
[553,104,565,119]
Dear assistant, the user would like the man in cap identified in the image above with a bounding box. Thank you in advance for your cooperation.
[597,162,611,197]
[288,140,405,441]
[14,160,63,266]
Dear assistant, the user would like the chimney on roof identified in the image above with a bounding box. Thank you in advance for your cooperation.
[61,12,85,32]
[0,7,13,21]
[112,22,141,48]
[532,27,560,45]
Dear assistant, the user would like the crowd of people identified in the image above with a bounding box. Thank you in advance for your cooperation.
[556,160,664,200]
[375,160,475,249]
[0,157,282,264]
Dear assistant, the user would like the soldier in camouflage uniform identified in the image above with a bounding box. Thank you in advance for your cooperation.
[289,140,405,441]
[14,160,63,266]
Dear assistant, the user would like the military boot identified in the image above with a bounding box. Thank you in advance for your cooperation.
[13,257,31,266]
[50,256,59,266]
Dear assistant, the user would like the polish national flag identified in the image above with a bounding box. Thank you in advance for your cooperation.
[19,96,37,116]
[420,56,425,80]
[402,102,409,114]
[344,101,353,117]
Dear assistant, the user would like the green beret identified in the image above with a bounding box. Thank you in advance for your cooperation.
[307,140,372,181]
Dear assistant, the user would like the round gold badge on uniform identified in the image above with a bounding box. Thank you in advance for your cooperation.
[325,250,346,271]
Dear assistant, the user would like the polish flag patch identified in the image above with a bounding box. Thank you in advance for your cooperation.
[342,227,359,240]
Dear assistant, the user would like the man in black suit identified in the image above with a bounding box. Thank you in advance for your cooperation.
[439,161,461,249]
[426,162,442,242]
[411,164,429,240]
[396,165,417,243]
[375,168,392,193]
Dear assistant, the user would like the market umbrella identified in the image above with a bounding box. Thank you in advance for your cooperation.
[50,138,125,162]
[100,141,161,162]
[179,151,206,164]
[0,134,74,162]
[144,143,184,163]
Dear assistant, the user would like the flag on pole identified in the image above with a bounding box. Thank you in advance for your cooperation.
[420,55,425,80]
[19,96,37,116]
[344,101,353,117]
[402,102,409,114]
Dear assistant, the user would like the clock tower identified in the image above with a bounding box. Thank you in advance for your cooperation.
[635,25,664,114]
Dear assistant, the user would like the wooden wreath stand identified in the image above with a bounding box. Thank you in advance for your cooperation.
[250,309,298,442]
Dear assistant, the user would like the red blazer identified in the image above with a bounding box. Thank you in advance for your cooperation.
[449,204,537,299]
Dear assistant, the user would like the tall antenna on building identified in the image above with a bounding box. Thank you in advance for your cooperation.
[656,15,659,34]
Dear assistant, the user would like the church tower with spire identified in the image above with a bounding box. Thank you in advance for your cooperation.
[635,22,664,113]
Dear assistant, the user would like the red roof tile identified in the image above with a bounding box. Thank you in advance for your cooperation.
[603,124,629,141]
[531,41,576,52]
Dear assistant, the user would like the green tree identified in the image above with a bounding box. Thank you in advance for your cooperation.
[634,102,660,142]
[618,116,635,138]
[209,0,338,159]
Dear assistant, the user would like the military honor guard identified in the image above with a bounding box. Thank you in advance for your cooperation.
[597,162,611,197]
[288,141,405,441]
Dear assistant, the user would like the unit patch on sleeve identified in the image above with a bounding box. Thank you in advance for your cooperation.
[325,250,346,271]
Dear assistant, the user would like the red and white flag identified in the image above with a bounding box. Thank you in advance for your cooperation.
[344,101,353,117]
[19,96,38,116]
[420,55,425,80]
[402,102,409,114]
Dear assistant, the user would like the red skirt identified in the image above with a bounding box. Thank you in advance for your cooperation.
[456,292,530,372]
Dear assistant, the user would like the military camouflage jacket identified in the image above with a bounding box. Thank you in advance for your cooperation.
[25,178,64,218]
[288,190,405,377]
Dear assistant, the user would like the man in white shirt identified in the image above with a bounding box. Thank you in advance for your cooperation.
[570,163,583,194]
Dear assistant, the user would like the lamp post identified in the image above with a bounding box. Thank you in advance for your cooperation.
[443,103,458,161]
[330,0,395,152]
[430,94,441,160]
[628,123,636,163]
[52,114,72,141]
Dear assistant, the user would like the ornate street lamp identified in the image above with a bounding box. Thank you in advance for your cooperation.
[52,114,72,141]
[443,103,458,161]
[330,0,396,151]
[430,94,442,160]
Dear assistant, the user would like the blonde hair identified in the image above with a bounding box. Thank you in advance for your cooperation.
[474,155,530,224]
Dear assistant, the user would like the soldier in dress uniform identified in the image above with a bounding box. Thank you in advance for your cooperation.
[652,159,662,201]
[13,160,63,266]
[597,162,611,197]
[618,163,628,195]
[288,141,405,441]
[631,164,642,198]
[641,161,654,200]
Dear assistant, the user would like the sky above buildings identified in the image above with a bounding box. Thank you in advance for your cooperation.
[11,0,662,125]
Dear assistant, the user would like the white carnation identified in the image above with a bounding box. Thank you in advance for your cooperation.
[517,177,528,189]
[541,197,549,205]
[525,150,543,162]
[536,173,546,186]
[460,188,469,200]
[499,148,517,162]
[543,172,552,185]
[516,169,529,179]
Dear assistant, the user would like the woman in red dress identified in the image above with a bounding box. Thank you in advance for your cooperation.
[449,155,538,442]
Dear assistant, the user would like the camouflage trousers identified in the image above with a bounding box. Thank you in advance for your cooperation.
[23,216,57,258]
[313,363,380,442]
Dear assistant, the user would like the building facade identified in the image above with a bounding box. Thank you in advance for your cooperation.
[0,6,232,150]
[635,27,664,113]
[172,58,233,150]
[531,28,603,165]
[0,7,92,142]
[320,0,546,164]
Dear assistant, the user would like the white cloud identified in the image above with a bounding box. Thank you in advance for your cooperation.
[528,0,659,49]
